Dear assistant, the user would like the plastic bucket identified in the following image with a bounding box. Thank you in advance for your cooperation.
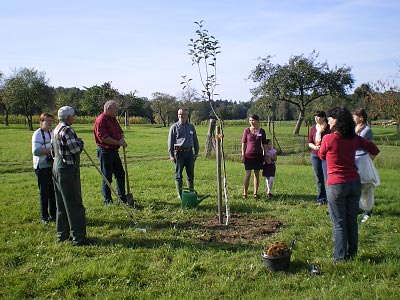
[261,251,291,272]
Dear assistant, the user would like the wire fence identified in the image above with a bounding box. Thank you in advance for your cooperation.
[219,122,399,170]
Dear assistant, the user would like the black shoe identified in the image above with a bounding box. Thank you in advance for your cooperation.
[317,200,327,205]
[73,238,96,246]
[104,199,113,205]
[58,236,72,243]
[309,264,321,275]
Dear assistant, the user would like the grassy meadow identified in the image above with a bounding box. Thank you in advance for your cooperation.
[0,121,399,300]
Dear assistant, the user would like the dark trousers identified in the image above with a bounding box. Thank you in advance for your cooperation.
[310,154,327,203]
[35,167,56,221]
[327,180,361,262]
[53,165,87,244]
[97,147,126,203]
[175,151,195,182]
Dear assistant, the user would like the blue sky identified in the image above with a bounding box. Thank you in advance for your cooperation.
[1,0,399,101]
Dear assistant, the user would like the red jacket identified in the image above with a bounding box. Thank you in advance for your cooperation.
[94,112,123,150]
[319,133,379,185]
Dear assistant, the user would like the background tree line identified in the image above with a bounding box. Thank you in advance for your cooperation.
[1,51,399,133]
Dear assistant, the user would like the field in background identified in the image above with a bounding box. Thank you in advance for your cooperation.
[0,122,399,299]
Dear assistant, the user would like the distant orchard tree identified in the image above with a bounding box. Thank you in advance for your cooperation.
[2,68,52,130]
[369,80,400,134]
[249,51,354,135]
[122,91,148,117]
[81,82,120,115]
[150,92,178,127]
[54,87,84,111]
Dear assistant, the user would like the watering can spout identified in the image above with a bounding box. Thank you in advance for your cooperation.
[196,194,210,205]
[181,188,210,208]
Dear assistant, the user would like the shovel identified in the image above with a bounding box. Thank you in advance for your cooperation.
[123,147,135,208]
[83,148,135,221]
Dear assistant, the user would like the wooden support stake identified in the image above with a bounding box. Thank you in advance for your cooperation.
[216,125,223,224]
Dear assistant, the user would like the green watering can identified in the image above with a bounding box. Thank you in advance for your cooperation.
[181,188,210,208]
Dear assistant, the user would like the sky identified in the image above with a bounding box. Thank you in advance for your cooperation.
[1,0,399,102]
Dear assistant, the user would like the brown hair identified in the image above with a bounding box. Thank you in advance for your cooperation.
[352,108,368,123]
[249,114,259,121]
[314,110,326,118]
[39,113,54,122]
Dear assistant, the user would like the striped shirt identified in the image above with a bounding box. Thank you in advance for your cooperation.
[52,122,84,166]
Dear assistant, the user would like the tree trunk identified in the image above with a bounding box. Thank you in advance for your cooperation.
[27,115,33,131]
[293,110,304,136]
[204,119,216,157]
[5,110,9,126]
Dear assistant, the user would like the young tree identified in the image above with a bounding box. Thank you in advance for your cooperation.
[249,51,354,135]
[2,68,52,130]
[181,20,221,112]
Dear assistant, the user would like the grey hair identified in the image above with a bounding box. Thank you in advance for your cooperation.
[58,106,75,121]
[104,100,117,111]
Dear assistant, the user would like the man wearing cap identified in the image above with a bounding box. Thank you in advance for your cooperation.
[168,108,199,198]
[94,100,129,205]
[52,106,94,246]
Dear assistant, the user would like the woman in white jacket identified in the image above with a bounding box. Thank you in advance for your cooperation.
[352,108,380,223]
[32,113,56,223]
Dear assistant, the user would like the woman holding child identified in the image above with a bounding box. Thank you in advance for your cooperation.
[308,111,329,205]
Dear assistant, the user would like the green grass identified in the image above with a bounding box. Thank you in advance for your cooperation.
[0,123,399,300]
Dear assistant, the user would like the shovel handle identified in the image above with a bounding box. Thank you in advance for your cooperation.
[83,148,135,220]
[123,147,131,194]
[290,239,295,250]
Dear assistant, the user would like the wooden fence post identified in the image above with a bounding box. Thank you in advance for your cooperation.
[204,119,216,157]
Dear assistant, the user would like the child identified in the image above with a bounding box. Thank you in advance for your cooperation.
[262,139,277,198]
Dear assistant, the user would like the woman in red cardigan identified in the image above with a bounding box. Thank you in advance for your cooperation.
[319,107,380,263]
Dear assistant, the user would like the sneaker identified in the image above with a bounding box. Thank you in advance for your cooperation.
[104,199,113,205]
[267,193,273,198]
[73,238,96,246]
[361,213,371,223]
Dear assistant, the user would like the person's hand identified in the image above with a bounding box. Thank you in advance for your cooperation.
[119,139,128,147]
[194,154,198,160]
[355,124,363,134]
[76,138,84,149]
[241,155,245,163]
[170,156,176,163]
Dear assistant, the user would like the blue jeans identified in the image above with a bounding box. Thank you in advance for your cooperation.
[327,180,361,262]
[175,151,195,182]
[35,167,56,221]
[97,147,126,203]
[310,154,327,203]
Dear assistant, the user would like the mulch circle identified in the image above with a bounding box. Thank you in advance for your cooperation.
[176,214,282,244]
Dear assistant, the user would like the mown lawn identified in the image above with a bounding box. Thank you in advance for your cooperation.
[0,123,399,300]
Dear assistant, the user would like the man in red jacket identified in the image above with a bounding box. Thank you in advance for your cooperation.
[94,100,129,205]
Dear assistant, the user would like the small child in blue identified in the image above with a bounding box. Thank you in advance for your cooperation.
[262,139,277,198]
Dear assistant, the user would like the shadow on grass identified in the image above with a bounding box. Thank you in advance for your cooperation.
[95,235,261,253]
